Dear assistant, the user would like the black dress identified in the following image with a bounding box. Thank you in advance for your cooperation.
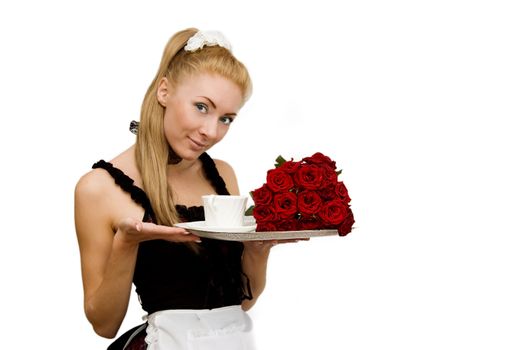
[91,152,252,350]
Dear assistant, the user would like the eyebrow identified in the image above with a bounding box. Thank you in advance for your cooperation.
[199,96,237,116]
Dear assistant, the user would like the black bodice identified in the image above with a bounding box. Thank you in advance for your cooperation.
[92,152,251,313]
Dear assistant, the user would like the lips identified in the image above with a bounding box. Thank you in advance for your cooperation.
[188,137,207,150]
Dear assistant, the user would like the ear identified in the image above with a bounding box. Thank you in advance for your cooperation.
[157,77,170,107]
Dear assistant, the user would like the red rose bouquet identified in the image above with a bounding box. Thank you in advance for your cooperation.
[249,152,355,236]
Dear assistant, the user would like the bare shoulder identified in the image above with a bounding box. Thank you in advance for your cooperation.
[75,168,117,205]
[212,158,235,175]
[74,145,139,202]
[74,168,122,234]
[212,158,240,195]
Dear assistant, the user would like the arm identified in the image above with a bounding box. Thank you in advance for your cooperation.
[75,170,199,338]
[75,171,138,338]
[214,159,273,310]
[240,242,273,310]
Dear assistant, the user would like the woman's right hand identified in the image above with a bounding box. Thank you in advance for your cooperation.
[115,217,202,246]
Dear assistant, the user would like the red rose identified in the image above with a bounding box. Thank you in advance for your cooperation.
[303,153,339,189]
[253,205,278,223]
[302,152,336,170]
[293,164,324,190]
[297,190,322,216]
[338,210,355,236]
[252,184,273,205]
[275,219,299,231]
[335,181,351,203]
[280,160,301,174]
[266,168,294,192]
[318,199,348,226]
[256,221,277,232]
[298,216,323,230]
[273,192,297,219]
[318,183,337,201]
[321,166,338,188]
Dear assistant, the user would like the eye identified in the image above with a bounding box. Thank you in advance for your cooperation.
[220,116,234,125]
[195,102,208,113]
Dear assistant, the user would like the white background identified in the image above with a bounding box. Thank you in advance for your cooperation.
[1,0,525,349]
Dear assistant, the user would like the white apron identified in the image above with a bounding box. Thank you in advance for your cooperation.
[144,305,255,350]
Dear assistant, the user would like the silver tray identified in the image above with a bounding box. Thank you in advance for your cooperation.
[180,225,338,241]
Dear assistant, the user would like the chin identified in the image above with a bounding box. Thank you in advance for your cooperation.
[177,150,205,161]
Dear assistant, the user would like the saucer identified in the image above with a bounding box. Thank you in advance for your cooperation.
[176,221,257,233]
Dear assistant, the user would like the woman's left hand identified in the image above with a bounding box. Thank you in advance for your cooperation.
[243,238,310,254]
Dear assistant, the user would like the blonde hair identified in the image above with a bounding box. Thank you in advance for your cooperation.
[135,28,252,226]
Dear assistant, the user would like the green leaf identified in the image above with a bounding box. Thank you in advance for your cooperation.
[245,205,254,216]
[336,169,343,176]
[274,155,287,168]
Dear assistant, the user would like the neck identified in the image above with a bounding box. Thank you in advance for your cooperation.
[168,155,202,174]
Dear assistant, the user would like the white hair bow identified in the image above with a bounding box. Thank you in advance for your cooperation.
[184,30,232,52]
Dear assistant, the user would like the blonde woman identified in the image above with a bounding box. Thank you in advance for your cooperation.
[75,28,270,349]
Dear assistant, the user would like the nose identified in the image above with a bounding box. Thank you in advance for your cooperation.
[199,117,218,139]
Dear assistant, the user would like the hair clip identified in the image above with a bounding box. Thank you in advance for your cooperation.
[129,120,139,135]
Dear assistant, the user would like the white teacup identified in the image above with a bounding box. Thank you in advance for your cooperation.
[202,195,248,228]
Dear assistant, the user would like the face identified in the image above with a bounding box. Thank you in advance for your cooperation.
[157,73,244,161]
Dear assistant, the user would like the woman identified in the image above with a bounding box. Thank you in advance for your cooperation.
[74,28,271,349]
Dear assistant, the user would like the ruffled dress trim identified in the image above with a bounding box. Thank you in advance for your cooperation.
[92,159,157,222]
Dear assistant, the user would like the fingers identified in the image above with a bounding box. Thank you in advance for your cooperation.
[117,218,201,243]
[272,238,306,244]
[249,237,307,247]
[254,240,276,246]
[141,223,201,243]
[141,222,186,234]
